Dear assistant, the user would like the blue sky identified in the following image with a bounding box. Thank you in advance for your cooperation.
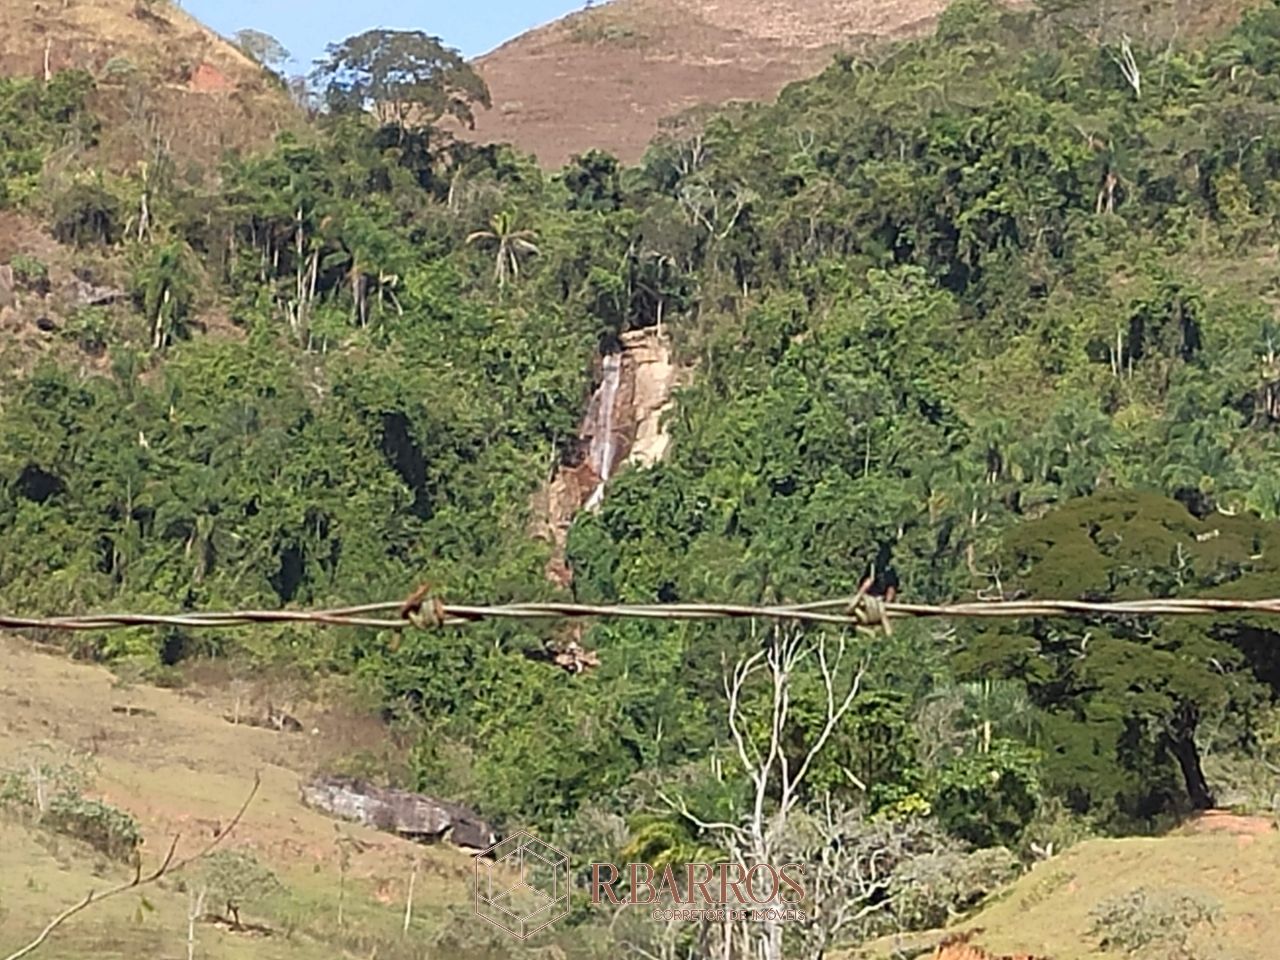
[184,0,588,73]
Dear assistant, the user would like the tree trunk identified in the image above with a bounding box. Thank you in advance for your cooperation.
[1170,706,1215,810]
[403,861,417,935]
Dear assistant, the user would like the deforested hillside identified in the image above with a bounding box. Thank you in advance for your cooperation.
[462,0,1266,165]
[0,0,299,169]
[462,0,949,166]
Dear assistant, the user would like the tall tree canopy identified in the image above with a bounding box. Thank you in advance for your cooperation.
[311,29,491,129]
[234,29,291,74]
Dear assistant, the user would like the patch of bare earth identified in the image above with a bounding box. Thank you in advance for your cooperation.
[460,0,947,167]
[1180,809,1277,839]
[460,0,1269,168]
[0,210,131,376]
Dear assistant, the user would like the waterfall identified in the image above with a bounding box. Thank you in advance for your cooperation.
[584,352,623,511]
[529,330,681,588]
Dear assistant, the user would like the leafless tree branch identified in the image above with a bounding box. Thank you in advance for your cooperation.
[3,773,262,960]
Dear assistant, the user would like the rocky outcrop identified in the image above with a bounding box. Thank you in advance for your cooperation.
[299,776,496,851]
[620,327,681,469]
[930,930,1050,960]
[531,327,685,586]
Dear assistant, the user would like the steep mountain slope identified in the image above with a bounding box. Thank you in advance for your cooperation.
[0,0,298,169]
[464,0,949,167]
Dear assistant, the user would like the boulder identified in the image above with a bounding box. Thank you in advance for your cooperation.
[299,775,496,851]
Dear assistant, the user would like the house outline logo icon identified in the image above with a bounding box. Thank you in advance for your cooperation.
[473,830,571,940]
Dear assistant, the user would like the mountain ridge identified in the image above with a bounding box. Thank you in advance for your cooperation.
[460,0,950,167]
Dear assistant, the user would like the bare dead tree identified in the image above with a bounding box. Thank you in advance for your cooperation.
[1111,35,1141,97]
[781,802,944,959]
[675,134,706,179]
[3,774,261,960]
[661,624,867,960]
[186,886,207,960]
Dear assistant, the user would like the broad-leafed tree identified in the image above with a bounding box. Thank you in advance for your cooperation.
[311,29,491,130]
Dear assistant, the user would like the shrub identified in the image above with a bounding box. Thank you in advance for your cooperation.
[195,850,284,926]
[10,253,50,295]
[63,306,113,354]
[102,56,137,81]
[1090,886,1221,957]
[52,181,123,247]
[1019,795,1097,861]
[43,793,142,864]
[0,744,93,814]
[932,740,1042,848]
[0,746,140,864]
[892,844,1022,929]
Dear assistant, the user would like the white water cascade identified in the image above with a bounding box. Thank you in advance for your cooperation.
[584,352,623,512]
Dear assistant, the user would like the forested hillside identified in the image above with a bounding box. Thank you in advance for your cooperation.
[6,0,1280,956]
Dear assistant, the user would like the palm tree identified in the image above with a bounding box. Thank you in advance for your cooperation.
[918,678,1039,764]
[957,678,1038,754]
[136,240,196,350]
[465,212,540,287]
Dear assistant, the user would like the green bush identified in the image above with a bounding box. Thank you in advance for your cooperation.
[51,181,123,247]
[195,850,284,925]
[101,56,137,81]
[932,740,1042,848]
[0,745,94,813]
[62,306,114,354]
[10,253,50,294]
[0,746,140,863]
[43,793,142,864]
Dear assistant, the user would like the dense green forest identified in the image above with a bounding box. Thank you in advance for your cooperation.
[7,0,1280,954]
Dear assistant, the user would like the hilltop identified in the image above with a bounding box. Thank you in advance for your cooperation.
[462,0,1266,167]
[0,0,298,170]
[463,0,948,167]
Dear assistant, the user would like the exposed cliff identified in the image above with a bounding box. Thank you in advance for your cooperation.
[532,328,684,587]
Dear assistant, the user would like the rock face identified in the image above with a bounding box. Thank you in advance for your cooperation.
[621,327,681,469]
[531,327,685,586]
[929,931,1049,960]
[299,776,497,851]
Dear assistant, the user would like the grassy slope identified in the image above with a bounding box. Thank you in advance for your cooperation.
[856,820,1280,960]
[0,0,299,169]
[0,636,473,960]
